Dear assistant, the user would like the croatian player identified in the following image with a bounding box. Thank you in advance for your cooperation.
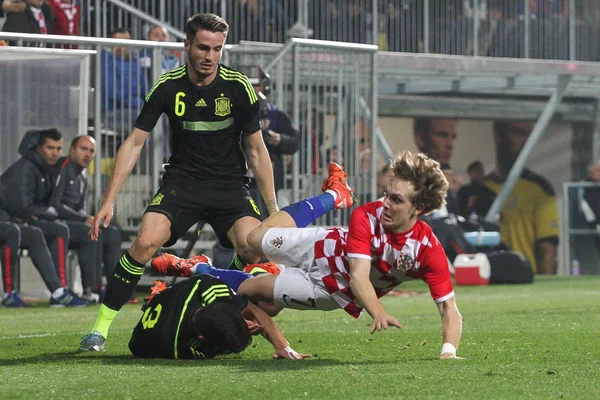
[154,153,463,359]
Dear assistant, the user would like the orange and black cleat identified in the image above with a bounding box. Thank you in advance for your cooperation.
[151,253,212,277]
[321,162,357,209]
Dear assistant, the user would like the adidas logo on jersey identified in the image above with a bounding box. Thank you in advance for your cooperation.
[195,98,207,107]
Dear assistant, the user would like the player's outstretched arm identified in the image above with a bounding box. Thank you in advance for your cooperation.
[90,128,149,240]
[348,257,402,334]
[241,301,311,360]
[246,130,278,215]
[437,296,463,359]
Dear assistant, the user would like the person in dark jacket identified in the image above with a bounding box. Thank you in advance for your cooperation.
[0,128,87,307]
[1,180,69,307]
[52,136,122,302]
[2,0,55,46]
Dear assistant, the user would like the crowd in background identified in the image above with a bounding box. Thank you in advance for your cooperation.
[3,1,600,60]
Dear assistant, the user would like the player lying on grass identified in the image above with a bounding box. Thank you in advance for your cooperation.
[126,272,310,360]
[153,154,463,359]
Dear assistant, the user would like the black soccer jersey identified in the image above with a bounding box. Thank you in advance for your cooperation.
[128,275,247,360]
[135,64,260,181]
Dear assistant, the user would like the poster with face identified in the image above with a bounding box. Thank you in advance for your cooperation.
[377,116,574,199]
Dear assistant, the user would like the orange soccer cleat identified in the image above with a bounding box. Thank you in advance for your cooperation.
[150,253,211,277]
[321,162,357,209]
[142,280,168,310]
[243,261,282,277]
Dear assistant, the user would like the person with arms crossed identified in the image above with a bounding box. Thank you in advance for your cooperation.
[80,13,277,352]
[128,273,309,360]
[154,156,463,359]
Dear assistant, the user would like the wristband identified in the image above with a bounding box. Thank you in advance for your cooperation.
[440,343,457,356]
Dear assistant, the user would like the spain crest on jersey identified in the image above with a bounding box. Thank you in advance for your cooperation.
[215,96,231,117]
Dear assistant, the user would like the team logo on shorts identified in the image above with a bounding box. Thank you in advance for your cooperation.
[269,236,284,249]
[395,253,415,272]
[215,95,231,117]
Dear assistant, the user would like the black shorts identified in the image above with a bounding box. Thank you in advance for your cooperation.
[144,178,262,248]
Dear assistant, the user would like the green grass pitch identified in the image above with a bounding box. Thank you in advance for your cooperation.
[1,276,599,399]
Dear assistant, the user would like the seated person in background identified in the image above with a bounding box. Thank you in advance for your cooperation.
[466,160,484,184]
[0,129,87,306]
[441,168,467,215]
[457,121,559,275]
[52,136,122,303]
[1,180,87,307]
[125,274,310,360]
[101,28,148,135]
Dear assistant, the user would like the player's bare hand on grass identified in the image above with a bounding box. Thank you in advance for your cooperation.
[89,203,113,240]
[370,312,402,334]
[272,345,312,360]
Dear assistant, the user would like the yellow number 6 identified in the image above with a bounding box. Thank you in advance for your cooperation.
[175,92,186,116]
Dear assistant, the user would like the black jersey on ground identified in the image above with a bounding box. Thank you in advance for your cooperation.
[128,275,248,360]
[135,64,260,182]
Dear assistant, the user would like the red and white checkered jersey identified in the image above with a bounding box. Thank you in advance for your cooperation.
[314,201,454,318]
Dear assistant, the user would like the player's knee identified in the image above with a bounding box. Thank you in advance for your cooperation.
[247,226,266,255]
[235,243,259,263]
[131,234,162,259]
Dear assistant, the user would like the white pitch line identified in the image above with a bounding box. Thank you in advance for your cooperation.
[0,332,56,340]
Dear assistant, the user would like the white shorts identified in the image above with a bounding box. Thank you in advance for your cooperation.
[262,227,340,311]
[273,268,340,311]
[261,227,325,268]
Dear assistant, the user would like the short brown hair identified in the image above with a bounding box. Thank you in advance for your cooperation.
[185,13,229,42]
[389,150,449,216]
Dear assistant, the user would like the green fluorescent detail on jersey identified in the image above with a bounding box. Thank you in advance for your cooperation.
[145,65,187,102]
[182,118,234,131]
[219,68,258,104]
[141,304,162,329]
[173,280,202,359]
[201,284,231,305]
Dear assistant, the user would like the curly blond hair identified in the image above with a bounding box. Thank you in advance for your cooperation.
[389,150,449,216]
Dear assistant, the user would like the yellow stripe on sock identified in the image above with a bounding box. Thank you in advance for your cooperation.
[120,255,145,276]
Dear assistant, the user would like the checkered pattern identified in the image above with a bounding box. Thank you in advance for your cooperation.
[313,201,454,318]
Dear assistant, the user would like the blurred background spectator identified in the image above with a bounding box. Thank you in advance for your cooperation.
[101,27,148,136]
[2,0,54,46]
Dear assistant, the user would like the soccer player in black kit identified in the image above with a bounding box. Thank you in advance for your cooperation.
[129,274,309,360]
[80,13,277,352]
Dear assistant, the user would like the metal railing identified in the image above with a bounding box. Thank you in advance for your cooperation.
[561,181,600,275]
[0,32,381,229]
[79,0,600,61]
